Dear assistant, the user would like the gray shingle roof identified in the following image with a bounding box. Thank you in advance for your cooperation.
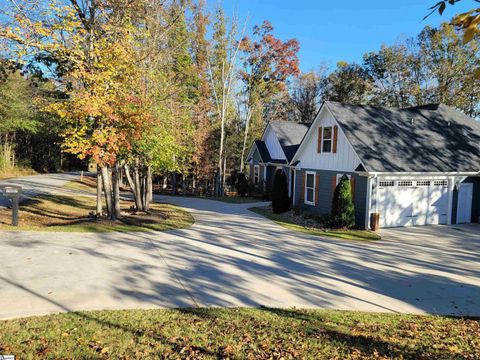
[269,121,311,161]
[325,101,480,173]
[253,140,271,162]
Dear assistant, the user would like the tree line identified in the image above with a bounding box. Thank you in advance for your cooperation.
[288,23,480,122]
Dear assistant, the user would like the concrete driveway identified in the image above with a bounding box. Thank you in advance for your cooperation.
[0,174,479,319]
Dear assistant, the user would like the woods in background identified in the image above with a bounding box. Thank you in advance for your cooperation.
[289,23,480,120]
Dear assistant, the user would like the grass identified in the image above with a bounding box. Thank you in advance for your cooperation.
[0,308,478,359]
[62,176,97,193]
[250,206,381,241]
[0,166,37,180]
[0,192,194,233]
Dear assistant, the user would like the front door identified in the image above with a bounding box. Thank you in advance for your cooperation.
[457,183,473,224]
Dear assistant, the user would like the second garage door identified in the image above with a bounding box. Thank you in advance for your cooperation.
[377,179,449,228]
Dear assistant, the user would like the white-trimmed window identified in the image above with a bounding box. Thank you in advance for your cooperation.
[254,165,260,185]
[304,171,316,205]
[322,126,333,153]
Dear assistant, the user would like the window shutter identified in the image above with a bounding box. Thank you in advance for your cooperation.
[332,175,337,197]
[333,125,338,153]
[300,172,305,202]
[350,176,356,201]
[315,173,320,206]
[317,127,323,153]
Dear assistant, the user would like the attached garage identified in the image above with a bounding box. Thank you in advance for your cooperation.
[377,178,449,228]
[289,102,480,230]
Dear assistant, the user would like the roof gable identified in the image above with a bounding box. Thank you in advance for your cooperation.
[291,104,363,172]
[267,121,311,162]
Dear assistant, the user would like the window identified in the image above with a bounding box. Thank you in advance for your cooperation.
[254,165,260,185]
[304,172,316,205]
[398,181,413,187]
[379,181,395,187]
[322,127,332,153]
[416,180,431,187]
[434,180,448,187]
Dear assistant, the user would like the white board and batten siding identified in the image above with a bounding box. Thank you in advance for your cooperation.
[294,107,361,172]
[263,125,286,161]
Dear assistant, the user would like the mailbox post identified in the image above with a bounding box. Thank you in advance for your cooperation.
[0,185,22,226]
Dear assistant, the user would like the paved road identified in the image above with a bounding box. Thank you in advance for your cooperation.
[0,173,479,319]
[0,173,83,208]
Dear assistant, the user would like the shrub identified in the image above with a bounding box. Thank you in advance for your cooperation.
[271,169,290,213]
[331,175,355,228]
[236,173,248,197]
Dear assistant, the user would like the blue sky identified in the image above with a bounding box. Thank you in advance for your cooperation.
[217,0,474,72]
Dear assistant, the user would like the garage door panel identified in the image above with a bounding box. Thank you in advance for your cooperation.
[378,179,449,228]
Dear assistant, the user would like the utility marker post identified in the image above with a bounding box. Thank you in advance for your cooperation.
[0,185,22,226]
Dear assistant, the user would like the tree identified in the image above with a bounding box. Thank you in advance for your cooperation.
[0,65,38,170]
[191,0,216,187]
[363,44,423,107]
[1,0,153,219]
[290,69,328,122]
[239,21,300,171]
[331,175,355,229]
[271,169,290,213]
[418,23,480,117]
[427,0,480,77]
[207,8,242,196]
[325,62,373,104]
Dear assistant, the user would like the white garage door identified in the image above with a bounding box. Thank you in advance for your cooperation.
[378,179,449,228]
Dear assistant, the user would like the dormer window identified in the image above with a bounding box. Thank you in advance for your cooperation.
[322,126,333,153]
[317,125,338,154]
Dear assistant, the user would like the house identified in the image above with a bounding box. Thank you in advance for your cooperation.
[250,101,480,229]
[246,120,310,197]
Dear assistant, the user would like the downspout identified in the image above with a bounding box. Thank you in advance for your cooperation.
[364,173,377,230]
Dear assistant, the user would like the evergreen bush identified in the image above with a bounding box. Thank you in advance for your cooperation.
[331,175,355,228]
[236,173,248,197]
[271,169,290,213]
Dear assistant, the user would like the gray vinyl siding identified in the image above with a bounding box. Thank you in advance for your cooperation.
[252,149,262,164]
[452,176,480,224]
[293,168,368,229]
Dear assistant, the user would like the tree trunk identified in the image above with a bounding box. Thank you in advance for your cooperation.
[100,165,114,220]
[146,166,152,210]
[240,111,252,172]
[96,166,103,216]
[172,172,176,195]
[124,163,143,212]
[181,174,187,196]
[162,175,168,189]
[133,159,144,211]
[112,163,121,219]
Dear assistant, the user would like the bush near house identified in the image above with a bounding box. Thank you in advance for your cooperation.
[271,169,290,213]
[331,175,355,228]
[236,173,249,197]
[248,179,266,199]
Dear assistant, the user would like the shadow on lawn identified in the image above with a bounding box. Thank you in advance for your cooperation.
[0,275,452,359]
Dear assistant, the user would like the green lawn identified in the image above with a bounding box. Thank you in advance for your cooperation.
[0,308,477,359]
[0,193,194,233]
[249,206,381,241]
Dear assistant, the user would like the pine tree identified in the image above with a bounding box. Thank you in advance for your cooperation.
[271,169,290,214]
[331,175,355,228]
